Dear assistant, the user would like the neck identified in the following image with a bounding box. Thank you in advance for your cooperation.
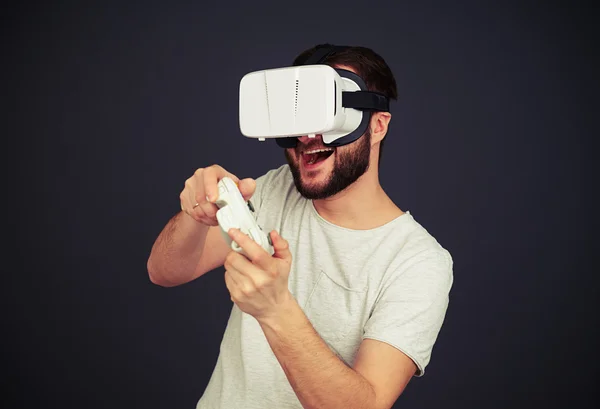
[312,165,403,230]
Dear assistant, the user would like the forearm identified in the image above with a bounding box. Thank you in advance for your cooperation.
[147,211,209,286]
[257,295,377,409]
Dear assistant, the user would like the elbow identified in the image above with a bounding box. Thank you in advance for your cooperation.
[146,256,195,288]
[147,258,172,287]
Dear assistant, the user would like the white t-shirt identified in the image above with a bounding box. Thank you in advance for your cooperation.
[196,164,454,409]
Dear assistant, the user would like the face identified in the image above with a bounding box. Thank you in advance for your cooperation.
[284,130,372,200]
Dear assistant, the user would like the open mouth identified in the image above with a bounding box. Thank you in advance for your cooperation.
[302,148,335,166]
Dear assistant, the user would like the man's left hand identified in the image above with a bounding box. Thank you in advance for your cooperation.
[224,228,293,321]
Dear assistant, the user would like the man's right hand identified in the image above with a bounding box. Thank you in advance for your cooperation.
[179,165,256,226]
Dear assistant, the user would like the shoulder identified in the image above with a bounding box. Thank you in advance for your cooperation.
[384,213,454,290]
[403,215,452,264]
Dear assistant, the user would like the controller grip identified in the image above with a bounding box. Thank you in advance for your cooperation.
[215,185,274,257]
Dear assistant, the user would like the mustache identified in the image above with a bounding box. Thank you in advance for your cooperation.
[295,143,336,153]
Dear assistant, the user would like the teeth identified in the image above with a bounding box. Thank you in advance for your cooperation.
[305,148,333,154]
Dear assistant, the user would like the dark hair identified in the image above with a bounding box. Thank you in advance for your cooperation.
[292,44,398,165]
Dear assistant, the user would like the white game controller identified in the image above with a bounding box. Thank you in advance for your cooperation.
[215,177,274,257]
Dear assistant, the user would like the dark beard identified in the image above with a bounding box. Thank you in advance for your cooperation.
[285,130,371,200]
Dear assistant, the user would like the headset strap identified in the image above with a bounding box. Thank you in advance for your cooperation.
[302,45,350,65]
[343,91,389,112]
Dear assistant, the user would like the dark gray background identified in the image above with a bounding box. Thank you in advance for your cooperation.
[5,0,597,408]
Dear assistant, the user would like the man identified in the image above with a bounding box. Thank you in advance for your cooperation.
[147,44,453,409]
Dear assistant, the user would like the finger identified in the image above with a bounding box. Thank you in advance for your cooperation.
[224,270,237,302]
[192,180,218,220]
[203,165,240,203]
[202,166,220,203]
[229,228,273,271]
[180,178,195,213]
[198,215,219,226]
[179,194,188,213]
[195,200,218,220]
[187,187,199,212]
[270,230,292,261]
[180,174,202,215]
[187,188,213,221]
[226,247,261,277]
[238,178,256,201]
[224,261,256,295]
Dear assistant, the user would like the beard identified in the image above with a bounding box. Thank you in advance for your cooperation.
[284,130,372,200]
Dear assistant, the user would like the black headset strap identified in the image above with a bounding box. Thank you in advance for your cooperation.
[335,68,389,112]
[302,45,350,65]
[343,91,389,112]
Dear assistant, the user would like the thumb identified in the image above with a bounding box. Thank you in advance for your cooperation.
[270,230,291,261]
[238,178,256,201]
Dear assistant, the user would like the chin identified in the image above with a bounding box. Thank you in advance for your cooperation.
[300,176,328,191]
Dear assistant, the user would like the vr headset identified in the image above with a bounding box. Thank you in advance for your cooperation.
[238,45,390,148]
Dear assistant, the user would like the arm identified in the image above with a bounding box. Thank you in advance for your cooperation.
[147,211,230,287]
[223,229,417,409]
[147,165,257,287]
[258,296,416,409]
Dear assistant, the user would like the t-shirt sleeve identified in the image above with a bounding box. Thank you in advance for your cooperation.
[362,249,454,377]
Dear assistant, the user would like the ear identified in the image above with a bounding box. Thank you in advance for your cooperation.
[370,112,392,145]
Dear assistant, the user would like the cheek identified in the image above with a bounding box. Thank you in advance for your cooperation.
[285,148,297,160]
[333,147,346,161]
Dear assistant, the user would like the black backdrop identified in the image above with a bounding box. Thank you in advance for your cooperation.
[5,1,597,408]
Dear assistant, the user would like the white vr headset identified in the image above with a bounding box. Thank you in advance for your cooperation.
[238,45,390,148]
